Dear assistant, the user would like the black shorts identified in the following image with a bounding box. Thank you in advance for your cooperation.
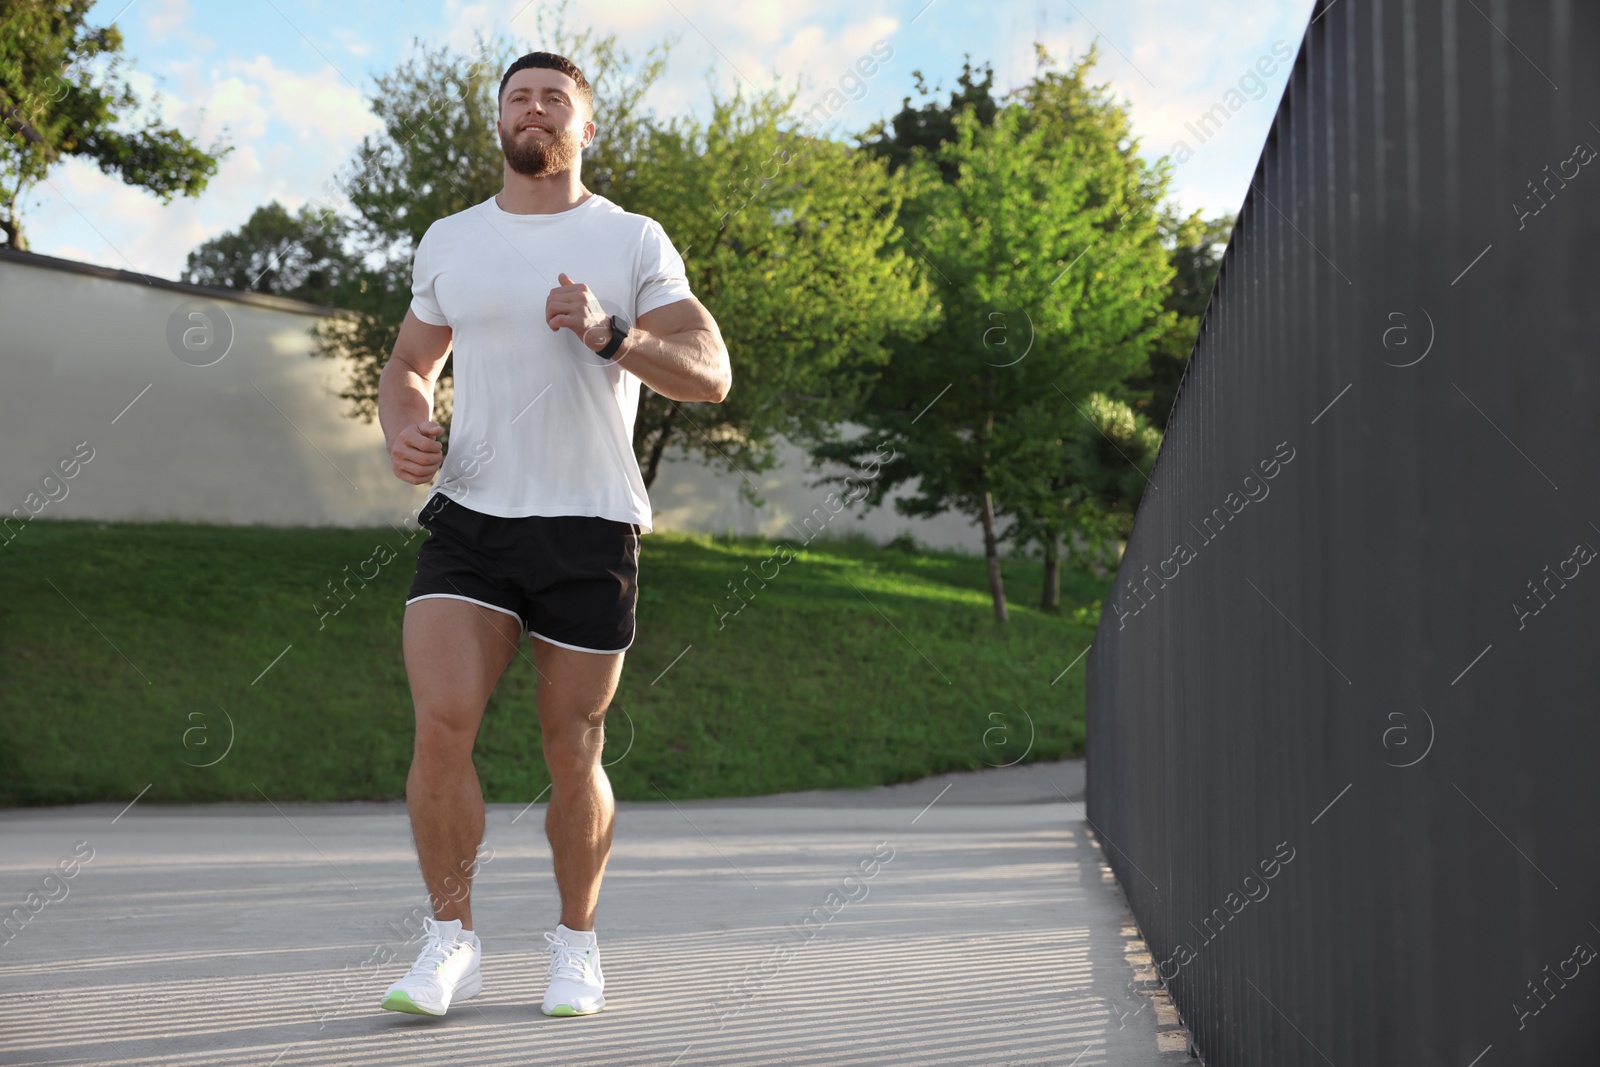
[405,493,640,654]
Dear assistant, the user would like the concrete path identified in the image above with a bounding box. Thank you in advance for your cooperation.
[0,760,1191,1066]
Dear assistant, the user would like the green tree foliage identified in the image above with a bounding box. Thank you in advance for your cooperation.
[810,46,1173,622]
[992,392,1161,610]
[245,1,932,496]
[1128,209,1232,430]
[606,86,936,493]
[1000,212,1227,610]
[180,200,361,307]
[998,52,1229,605]
[0,0,229,249]
[860,56,1000,181]
[304,7,667,448]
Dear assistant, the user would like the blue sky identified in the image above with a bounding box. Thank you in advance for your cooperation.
[26,0,1317,279]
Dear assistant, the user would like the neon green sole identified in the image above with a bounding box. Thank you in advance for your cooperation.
[381,990,443,1016]
[543,1004,603,1017]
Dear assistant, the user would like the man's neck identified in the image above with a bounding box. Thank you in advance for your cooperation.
[496,169,591,215]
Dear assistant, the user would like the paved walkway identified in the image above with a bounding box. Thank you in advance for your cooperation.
[0,760,1190,1066]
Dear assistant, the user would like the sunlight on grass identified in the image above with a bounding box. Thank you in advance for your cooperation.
[0,518,1110,806]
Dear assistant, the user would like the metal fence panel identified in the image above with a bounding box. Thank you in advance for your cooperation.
[1085,2,1600,1063]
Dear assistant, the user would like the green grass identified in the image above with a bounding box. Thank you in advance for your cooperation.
[0,518,1107,808]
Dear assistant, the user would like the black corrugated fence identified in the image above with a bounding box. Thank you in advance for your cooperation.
[1085,1,1600,1063]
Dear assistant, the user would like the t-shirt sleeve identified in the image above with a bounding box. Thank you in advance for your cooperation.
[409,226,449,326]
[634,219,695,320]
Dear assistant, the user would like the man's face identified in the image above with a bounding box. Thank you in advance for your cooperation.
[497,68,593,178]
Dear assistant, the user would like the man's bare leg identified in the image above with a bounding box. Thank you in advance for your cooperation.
[531,636,624,931]
[403,598,524,928]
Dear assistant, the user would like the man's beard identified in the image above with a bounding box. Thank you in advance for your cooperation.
[500,121,583,177]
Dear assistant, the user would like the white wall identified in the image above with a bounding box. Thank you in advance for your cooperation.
[0,251,985,553]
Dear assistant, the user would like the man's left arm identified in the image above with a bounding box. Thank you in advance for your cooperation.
[546,273,730,403]
[610,296,731,404]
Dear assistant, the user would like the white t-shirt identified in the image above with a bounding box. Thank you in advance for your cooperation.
[408,191,694,534]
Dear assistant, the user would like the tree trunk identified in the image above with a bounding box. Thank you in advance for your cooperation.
[979,488,1008,623]
[1,94,47,148]
[1040,530,1060,612]
[638,399,678,490]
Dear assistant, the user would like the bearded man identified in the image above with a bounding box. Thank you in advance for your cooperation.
[374,50,731,1019]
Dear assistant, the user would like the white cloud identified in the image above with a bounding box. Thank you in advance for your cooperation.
[230,55,382,146]
[116,53,378,159]
[331,29,374,58]
[29,157,182,274]
[149,60,273,145]
[418,0,900,112]
[1012,0,1315,218]
[139,0,211,52]
[20,0,1323,274]
[433,0,505,55]
[777,15,901,102]
[24,47,382,279]
[141,0,189,42]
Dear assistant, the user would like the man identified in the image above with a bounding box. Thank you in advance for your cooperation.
[375,51,731,1019]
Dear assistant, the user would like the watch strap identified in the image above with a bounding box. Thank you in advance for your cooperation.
[598,315,629,360]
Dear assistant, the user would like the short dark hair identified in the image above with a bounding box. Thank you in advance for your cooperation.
[498,52,593,117]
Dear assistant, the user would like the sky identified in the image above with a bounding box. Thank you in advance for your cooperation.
[22,0,1318,280]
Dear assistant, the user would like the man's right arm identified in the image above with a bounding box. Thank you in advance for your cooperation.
[379,309,454,485]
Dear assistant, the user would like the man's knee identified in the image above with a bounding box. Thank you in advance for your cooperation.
[412,711,479,766]
[542,716,605,780]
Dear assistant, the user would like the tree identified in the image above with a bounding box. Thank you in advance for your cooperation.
[994,212,1229,610]
[298,2,933,494]
[992,391,1161,610]
[603,86,936,494]
[1128,209,1232,431]
[180,200,361,306]
[0,0,229,249]
[305,6,666,449]
[985,51,1225,604]
[860,56,1000,181]
[810,47,1173,623]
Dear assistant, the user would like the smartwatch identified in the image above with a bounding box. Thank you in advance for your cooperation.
[596,315,630,360]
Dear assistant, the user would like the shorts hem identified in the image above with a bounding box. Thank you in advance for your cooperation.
[406,592,525,631]
[526,626,633,655]
[425,488,649,530]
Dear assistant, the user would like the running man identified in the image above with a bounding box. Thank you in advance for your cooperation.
[375,51,731,1018]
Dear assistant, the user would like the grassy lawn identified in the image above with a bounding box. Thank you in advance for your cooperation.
[0,518,1107,807]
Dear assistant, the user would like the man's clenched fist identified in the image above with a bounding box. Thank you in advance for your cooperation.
[389,421,444,484]
[546,272,612,352]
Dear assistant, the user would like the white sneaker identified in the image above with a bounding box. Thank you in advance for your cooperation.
[381,916,483,1016]
[541,923,605,1016]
